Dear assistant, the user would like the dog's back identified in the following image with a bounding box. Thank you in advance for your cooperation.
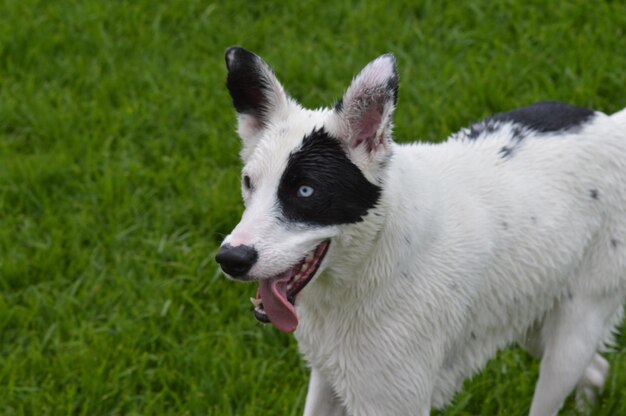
[384,106,626,408]
[612,107,626,130]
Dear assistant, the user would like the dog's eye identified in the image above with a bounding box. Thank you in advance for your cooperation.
[242,175,252,190]
[297,185,315,198]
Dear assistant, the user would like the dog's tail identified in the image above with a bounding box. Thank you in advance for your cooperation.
[610,107,626,131]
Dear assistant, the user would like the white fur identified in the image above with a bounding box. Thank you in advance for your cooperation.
[222,53,626,416]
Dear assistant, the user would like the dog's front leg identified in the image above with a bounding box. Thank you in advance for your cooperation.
[303,369,347,416]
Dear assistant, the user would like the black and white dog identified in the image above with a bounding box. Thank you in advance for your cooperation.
[216,47,626,416]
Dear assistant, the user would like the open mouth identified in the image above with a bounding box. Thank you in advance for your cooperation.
[250,240,330,333]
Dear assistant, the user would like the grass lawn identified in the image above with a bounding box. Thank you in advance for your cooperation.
[1,0,626,414]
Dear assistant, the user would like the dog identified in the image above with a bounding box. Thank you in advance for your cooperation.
[215,47,626,415]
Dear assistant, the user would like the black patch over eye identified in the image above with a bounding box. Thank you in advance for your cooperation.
[277,128,381,226]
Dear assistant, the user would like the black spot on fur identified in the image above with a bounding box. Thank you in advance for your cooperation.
[611,238,619,248]
[278,128,382,226]
[511,125,525,140]
[530,216,537,223]
[378,155,391,173]
[404,235,411,245]
[590,189,599,200]
[465,101,595,141]
[334,98,343,112]
[225,47,273,124]
[485,101,595,133]
[386,71,399,107]
[502,221,509,230]
[470,332,476,340]
[466,121,498,140]
[499,146,513,159]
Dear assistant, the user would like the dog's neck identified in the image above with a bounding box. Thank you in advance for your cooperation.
[301,145,442,305]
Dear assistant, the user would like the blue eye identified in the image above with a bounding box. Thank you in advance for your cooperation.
[297,185,315,198]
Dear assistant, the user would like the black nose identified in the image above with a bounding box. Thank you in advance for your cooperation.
[215,244,258,278]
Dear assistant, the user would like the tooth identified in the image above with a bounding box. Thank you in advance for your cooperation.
[250,297,261,307]
[306,252,315,262]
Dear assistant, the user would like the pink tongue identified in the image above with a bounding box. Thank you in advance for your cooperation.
[259,279,298,333]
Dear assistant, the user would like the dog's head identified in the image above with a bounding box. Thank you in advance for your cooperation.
[216,47,398,332]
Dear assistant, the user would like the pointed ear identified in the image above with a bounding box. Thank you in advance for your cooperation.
[225,47,290,152]
[336,54,398,155]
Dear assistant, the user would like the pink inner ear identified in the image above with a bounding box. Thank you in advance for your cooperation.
[352,109,382,149]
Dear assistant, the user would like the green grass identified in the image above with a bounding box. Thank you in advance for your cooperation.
[1,0,625,414]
